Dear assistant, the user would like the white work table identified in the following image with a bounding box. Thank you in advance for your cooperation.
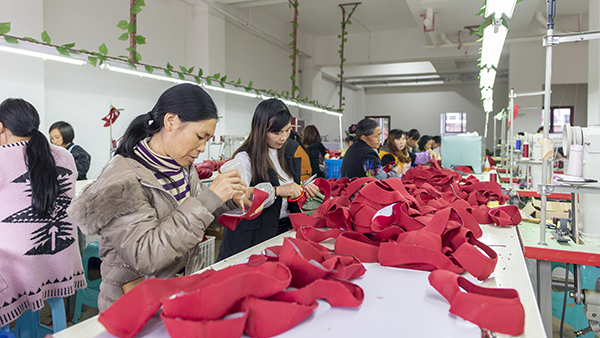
[54,224,544,338]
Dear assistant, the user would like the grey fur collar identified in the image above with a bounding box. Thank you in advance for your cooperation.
[67,178,146,235]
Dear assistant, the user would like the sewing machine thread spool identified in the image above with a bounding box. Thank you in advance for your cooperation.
[522,143,529,158]
[567,144,584,178]
[516,139,522,150]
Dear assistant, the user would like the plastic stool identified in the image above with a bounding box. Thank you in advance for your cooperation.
[72,241,100,323]
[9,297,66,338]
[0,331,15,338]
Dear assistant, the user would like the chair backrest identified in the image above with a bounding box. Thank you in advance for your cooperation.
[82,241,101,290]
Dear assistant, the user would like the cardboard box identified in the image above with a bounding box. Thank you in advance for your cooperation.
[530,199,571,220]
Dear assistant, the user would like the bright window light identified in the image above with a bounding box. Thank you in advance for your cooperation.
[481,24,508,69]
[485,0,517,20]
[0,44,86,66]
[479,68,496,89]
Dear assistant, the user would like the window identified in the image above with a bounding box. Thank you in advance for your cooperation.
[541,107,573,133]
[441,113,466,134]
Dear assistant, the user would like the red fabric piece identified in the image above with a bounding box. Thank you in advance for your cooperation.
[218,189,269,230]
[270,278,364,307]
[334,232,380,263]
[102,106,121,127]
[321,253,366,281]
[442,227,497,280]
[161,262,291,321]
[99,271,217,338]
[278,237,332,288]
[489,205,522,227]
[161,308,248,338]
[428,270,525,336]
[240,297,317,338]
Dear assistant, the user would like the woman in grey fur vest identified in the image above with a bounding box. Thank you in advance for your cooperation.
[67,84,253,312]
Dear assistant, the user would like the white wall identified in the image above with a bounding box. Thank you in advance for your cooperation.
[364,82,509,151]
[2,0,346,178]
[0,0,45,126]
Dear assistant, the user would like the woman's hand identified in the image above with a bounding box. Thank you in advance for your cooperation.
[304,183,320,198]
[231,187,264,216]
[429,151,437,160]
[393,164,403,174]
[208,170,247,203]
[277,183,304,200]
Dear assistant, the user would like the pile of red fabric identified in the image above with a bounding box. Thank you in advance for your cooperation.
[288,165,524,335]
[326,150,341,159]
[98,238,365,338]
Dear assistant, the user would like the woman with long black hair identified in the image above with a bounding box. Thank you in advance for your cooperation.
[68,84,248,311]
[217,98,319,260]
[0,98,86,328]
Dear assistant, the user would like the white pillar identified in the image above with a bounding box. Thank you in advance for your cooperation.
[589,0,600,126]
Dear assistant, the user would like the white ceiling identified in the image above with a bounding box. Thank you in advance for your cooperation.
[210,0,592,85]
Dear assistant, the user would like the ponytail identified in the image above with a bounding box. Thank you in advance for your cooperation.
[27,129,59,216]
[0,98,59,217]
[115,112,159,158]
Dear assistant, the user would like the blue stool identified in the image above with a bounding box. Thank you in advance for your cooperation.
[72,241,100,323]
[8,297,66,338]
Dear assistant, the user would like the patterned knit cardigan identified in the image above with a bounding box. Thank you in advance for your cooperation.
[0,141,86,327]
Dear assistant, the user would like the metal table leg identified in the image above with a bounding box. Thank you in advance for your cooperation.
[537,259,552,338]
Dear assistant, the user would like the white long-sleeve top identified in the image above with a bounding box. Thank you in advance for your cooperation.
[235,148,294,219]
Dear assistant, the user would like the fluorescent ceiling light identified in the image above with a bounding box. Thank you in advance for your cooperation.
[0,44,86,65]
[481,87,493,101]
[102,63,188,84]
[204,84,260,99]
[481,24,508,69]
[483,98,494,113]
[479,68,496,89]
[321,61,437,79]
[485,0,517,20]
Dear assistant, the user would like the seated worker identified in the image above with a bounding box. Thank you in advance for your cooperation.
[218,99,319,260]
[68,84,251,311]
[341,124,356,157]
[431,135,441,160]
[303,125,327,178]
[288,130,312,182]
[340,119,402,179]
[49,121,91,180]
[0,98,86,327]
[379,129,433,176]
[417,135,433,152]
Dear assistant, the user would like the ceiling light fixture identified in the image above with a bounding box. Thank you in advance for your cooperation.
[481,24,508,69]
[485,0,517,20]
[0,44,86,66]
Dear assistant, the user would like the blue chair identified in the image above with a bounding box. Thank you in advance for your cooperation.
[8,297,66,338]
[72,241,100,324]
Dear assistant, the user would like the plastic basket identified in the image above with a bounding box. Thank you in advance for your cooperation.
[325,159,342,179]
[198,235,215,268]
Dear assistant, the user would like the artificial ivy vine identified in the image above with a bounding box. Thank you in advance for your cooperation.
[288,0,300,99]
[116,0,146,62]
[0,1,343,113]
[337,3,360,110]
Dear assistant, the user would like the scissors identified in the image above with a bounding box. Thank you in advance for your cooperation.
[288,174,318,202]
